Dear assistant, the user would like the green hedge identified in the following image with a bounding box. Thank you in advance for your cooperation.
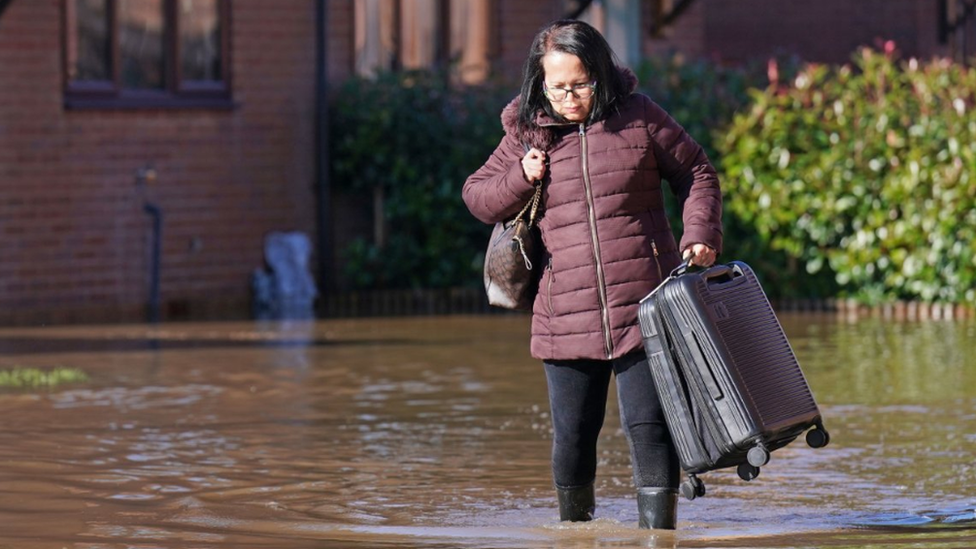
[635,55,834,299]
[330,70,511,289]
[720,49,976,305]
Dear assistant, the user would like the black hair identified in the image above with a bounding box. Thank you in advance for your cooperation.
[516,19,630,139]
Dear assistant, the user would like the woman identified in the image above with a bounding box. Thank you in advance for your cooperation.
[462,20,722,529]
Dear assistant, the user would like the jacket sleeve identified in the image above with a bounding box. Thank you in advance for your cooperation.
[462,132,537,225]
[644,96,724,255]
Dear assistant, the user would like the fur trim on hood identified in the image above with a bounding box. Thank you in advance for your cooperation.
[500,66,639,150]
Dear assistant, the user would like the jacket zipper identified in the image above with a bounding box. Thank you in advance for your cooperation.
[580,124,614,359]
[651,239,664,281]
[546,256,554,315]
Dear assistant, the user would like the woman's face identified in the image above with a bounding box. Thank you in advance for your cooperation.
[541,51,593,122]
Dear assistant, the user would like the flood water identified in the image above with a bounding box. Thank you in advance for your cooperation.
[0,314,974,548]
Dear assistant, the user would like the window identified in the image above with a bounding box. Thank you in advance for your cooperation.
[354,0,493,84]
[64,0,231,109]
[568,0,643,69]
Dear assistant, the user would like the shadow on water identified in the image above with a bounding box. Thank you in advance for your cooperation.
[0,315,974,548]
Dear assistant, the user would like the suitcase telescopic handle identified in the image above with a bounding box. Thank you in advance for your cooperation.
[703,264,745,288]
[672,260,745,288]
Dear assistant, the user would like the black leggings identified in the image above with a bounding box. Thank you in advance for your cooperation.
[543,350,679,490]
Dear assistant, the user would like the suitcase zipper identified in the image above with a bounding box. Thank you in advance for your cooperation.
[579,124,614,359]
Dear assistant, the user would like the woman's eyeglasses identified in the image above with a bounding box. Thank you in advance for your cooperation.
[543,81,597,102]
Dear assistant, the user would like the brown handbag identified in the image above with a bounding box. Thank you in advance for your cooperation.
[483,183,543,310]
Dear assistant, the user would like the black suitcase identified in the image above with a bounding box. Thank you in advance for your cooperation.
[638,260,829,500]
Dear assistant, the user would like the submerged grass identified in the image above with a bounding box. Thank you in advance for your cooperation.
[0,367,89,389]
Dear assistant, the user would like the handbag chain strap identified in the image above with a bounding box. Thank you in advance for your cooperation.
[517,141,543,227]
[511,142,543,270]
[515,183,543,226]
[511,184,543,270]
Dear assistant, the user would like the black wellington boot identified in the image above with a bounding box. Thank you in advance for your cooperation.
[556,483,595,522]
[637,487,678,529]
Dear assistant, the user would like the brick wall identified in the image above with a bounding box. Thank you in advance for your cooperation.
[493,0,564,82]
[704,0,942,64]
[643,0,706,59]
[646,0,946,65]
[328,0,354,83]
[0,0,320,325]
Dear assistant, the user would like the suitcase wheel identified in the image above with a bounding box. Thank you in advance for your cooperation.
[680,476,706,500]
[747,445,770,467]
[806,425,831,448]
[737,463,761,481]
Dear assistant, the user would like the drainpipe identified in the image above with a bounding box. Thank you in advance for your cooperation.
[314,0,332,310]
[144,203,163,323]
[137,167,162,323]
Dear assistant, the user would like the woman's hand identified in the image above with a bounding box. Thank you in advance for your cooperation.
[522,148,547,183]
[683,243,717,267]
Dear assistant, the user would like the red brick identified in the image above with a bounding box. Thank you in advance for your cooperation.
[647,0,945,64]
[0,0,319,325]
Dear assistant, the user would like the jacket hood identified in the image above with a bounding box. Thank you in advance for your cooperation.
[501,66,639,150]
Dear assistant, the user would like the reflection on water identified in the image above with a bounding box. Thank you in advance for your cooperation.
[0,314,973,548]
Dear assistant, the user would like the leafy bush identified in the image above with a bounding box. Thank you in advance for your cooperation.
[330,70,512,289]
[635,55,832,298]
[720,48,976,305]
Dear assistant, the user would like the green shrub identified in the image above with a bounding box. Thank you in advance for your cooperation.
[720,48,976,305]
[636,55,832,298]
[330,70,512,289]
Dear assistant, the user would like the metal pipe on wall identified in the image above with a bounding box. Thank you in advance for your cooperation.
[137,166,162,323]
[143,203,163,323]
[315,0,333,305]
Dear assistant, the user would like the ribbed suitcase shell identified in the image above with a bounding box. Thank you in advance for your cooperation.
[639,261,822,476]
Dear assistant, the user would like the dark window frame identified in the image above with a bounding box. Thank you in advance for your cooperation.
[63,0,233,110]
[352,0,497,82]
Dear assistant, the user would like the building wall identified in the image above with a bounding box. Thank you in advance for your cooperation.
[0,0,320,324]
[328,0,355,83]
[643,0,706,59]
[646,0,946,65]
[493,0,564,81]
